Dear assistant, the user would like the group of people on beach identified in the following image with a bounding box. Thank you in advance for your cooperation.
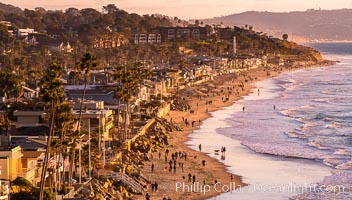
[145,76,245,199]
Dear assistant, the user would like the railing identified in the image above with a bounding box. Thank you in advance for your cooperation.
[17,168,36,181]
[105,172,143,193]
[105,120,114,130]
[63,178,91,199]
[62,187,75,198]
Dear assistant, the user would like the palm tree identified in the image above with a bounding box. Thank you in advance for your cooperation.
[39,62,64,200]
[68,130,80,187]
[53,103,74,191]
[113,65,126,142]
[76,52,98,183]
[115,62,150,141]
[76,52,98,127]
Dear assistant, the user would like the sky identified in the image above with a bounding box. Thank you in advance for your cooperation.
[1,0,352,19]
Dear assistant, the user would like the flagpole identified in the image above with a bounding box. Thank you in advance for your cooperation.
[98,113,101,155]
[54,152,57,199]
[88,118,91,178]
[103,109,105,168]
[78,143,81,184]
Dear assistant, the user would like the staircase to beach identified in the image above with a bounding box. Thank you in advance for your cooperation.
[108,172,144,193]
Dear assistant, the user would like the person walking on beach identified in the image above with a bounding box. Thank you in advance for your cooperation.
[242,106,245,112]
[188,173,192,183]
[273,105,276,110]
[145,193,150,200]
[166,148,169,157]
[155,181,158,192]
[151,163,154,173]
[151,183,155,192]
[192,175,196,184]
[199,144,202,152]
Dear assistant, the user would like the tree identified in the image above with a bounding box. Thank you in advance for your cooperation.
[0,115,11,135]
[76,52,98,130]
[113,62,150,141]
[39,62,64,200]
[68,71,80,85]
[11,177,55,200]
[0,24,15,45]
[52,103,74,191]
[76,52,98,183]
[113,64,126,142]
[282,33,288,41]
[0,71,24,102]
[103,4,119,14]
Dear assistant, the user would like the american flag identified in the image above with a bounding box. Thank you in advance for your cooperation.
[72,120,79,131]
[48,157,56,168]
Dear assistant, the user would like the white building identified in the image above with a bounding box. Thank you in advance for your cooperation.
[17,29,37,37]
[134,34,161,44]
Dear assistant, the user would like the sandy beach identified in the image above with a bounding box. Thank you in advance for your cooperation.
[135,62,334,200]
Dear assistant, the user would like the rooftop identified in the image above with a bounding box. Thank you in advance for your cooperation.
[22,151,45,158]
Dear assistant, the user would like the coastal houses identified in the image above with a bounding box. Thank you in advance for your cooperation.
[93,34,128,49]
[65,85,116,104]
[69,100,114,141]
[134,33,162,44]
[0,146,24,181]
[156,26,209,41]
[13,111,47,128]
[0,142,45,186]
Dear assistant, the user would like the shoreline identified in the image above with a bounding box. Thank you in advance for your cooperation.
[136,60,335,200]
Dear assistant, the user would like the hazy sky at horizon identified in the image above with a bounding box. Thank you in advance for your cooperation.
[1,0,352,19]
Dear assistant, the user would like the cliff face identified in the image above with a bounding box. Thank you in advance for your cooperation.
[203,9,352,41]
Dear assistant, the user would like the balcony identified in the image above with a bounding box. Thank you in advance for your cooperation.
[105,119,113,131]
[17,168,36,182]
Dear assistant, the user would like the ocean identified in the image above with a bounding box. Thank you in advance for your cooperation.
[187,42,352,200]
